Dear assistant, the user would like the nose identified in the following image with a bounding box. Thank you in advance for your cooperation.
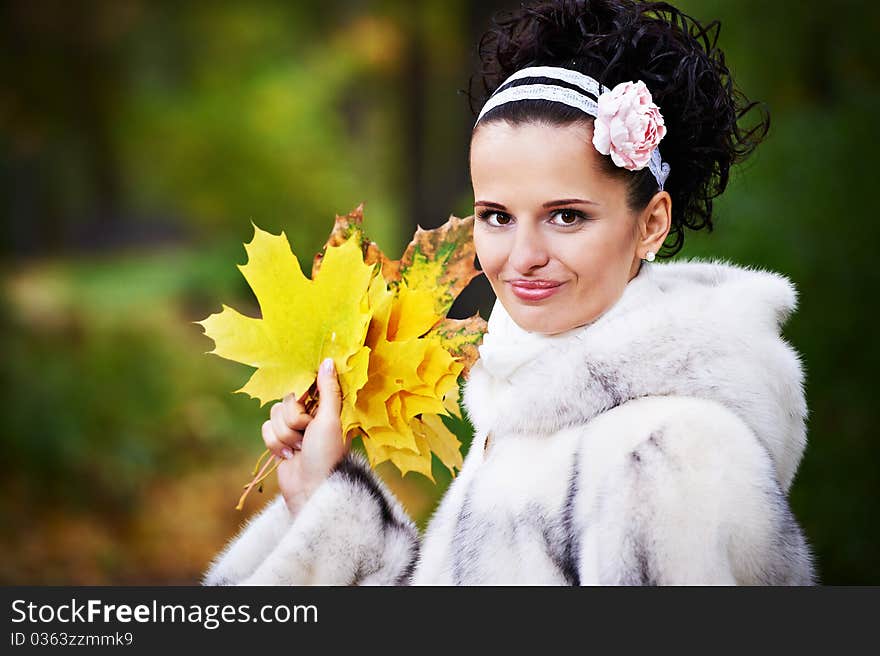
[508,219,550,273]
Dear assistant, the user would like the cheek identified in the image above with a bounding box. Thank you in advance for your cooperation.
[553,233,624,296]
[473,230,504,279]
[560,225,629,273]
[552,238,598,280]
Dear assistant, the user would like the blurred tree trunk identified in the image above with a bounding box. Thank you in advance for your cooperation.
[0,0,132,256]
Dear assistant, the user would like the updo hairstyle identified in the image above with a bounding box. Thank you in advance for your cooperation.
[468,0,770,257]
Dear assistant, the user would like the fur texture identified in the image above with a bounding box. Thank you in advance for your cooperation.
[202,258,816,586]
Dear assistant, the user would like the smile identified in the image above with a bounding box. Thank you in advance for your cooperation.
[508,280,565,301]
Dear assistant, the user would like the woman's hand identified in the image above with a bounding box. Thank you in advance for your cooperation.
[262,358,352,516]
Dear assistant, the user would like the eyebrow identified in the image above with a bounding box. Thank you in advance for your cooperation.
[474,198,599,209]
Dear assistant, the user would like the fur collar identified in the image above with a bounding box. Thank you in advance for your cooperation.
[462,258,808,492]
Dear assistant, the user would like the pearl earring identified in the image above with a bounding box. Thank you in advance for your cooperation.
[645,251,656,262]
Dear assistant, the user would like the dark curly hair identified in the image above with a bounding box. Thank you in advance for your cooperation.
[467,0,770,258]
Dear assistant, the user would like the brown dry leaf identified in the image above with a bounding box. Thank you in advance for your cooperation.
[396,214,483,317]
[312,203,399,281]
[428,313,488,380]
[315,206,482,318]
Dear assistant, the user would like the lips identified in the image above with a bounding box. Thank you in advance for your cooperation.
[508,279,563,289]
[507,279,565,301]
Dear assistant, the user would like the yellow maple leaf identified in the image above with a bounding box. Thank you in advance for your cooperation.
[195,224,375,408]
[362,412,464,482]
[419,413,464,476]
[314,213,468,477]
[346,272,464,469]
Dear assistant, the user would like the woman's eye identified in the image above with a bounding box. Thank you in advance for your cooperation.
[549,209,587,226]
[476,210,512,227]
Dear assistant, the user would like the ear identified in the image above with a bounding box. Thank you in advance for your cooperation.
[638,190,672,255]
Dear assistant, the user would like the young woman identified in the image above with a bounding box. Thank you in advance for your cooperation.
[202,0,815,585]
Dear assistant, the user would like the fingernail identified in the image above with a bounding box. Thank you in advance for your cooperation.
[281,448,293,459]
[321,357,334,374]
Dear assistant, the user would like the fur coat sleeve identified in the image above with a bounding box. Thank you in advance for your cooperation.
[202,451,419,585]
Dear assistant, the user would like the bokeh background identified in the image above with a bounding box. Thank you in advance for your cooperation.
[1,0,877,584]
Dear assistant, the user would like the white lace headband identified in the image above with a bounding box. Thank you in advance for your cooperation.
[474,65,671,191]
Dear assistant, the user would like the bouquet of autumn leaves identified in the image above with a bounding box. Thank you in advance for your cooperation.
[196,204,487,510]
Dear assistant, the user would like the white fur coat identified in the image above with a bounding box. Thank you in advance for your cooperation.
[202,258,816,586]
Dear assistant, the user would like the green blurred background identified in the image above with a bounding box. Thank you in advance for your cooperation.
[1,0,876,584]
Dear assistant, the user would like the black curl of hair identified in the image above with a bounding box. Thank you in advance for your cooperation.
[466,0,770,258]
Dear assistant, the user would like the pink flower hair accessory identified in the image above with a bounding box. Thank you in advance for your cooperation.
[592,80,668,173]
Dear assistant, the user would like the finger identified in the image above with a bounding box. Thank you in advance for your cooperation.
[270,402,299,446]
[281,396,312,431]
[262,419,294,459]
[282,392,306,416]
[315,357,342,424]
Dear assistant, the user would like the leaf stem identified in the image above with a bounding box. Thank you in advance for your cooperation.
[251,447,271,476]
[236,452,281,511]
[250,457,282,491]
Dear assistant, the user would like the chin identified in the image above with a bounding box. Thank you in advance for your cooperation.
[507,303,567,335]
[505,296,599,335]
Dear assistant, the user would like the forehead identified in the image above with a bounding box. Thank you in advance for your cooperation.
[469,120,602,196]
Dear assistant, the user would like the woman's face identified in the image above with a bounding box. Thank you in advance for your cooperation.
[470,120,669,335]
